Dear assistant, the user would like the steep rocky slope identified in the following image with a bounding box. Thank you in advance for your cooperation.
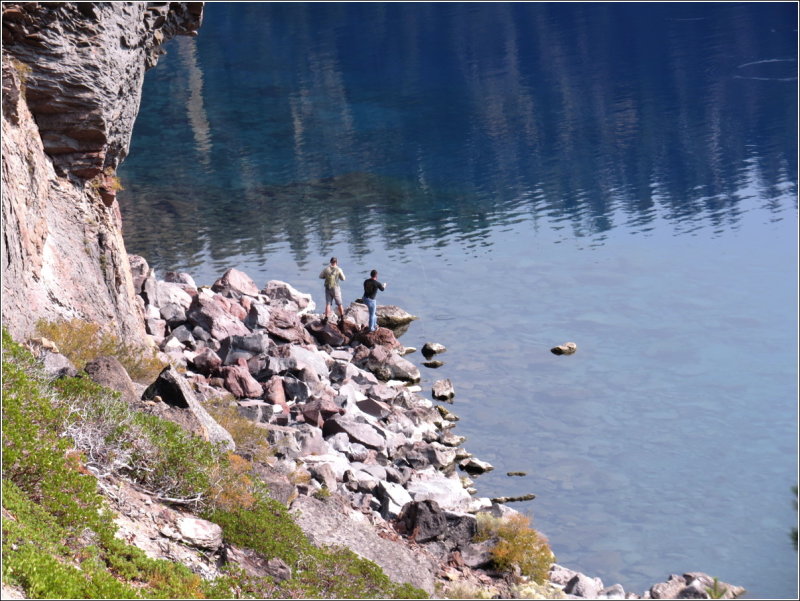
[1,2,202,344]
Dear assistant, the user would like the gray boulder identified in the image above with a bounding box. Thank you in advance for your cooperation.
[175,517,223,551]
[432,378,455,401]
[40,350,79,379]
[266,308,314,344]
[394,499,447,542]
[291,494,436,594]
[186,295,250,342]
[84,355,139,404]
[377,305,418,328]
[243,303,271,330]
[565,573,604,598]
[358,345,420,382]
[262,280,315,315]
[156,281,193,311]
[211,268,259,299]
[323,415,387,451]
[142,366,235,451]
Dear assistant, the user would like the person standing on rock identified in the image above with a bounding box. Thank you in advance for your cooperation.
[320,257,346,323]
[362,269,387,332]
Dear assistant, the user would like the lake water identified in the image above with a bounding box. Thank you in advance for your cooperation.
[118,3,798,598]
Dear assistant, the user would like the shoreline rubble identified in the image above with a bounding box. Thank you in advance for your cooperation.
[74,258,745,598]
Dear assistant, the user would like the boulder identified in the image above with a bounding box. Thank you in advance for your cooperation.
[394,499,447,542]
[459,457,494,474]
[218,332,272,365]
[650,575,689,599]
[432,378,455,401]
[565,573,603,598]
[299,397,344,428]
[344,301,369,328]
[357,345,420,382]
[328,432,370,462]
[356,397,391,419]
[236,399,273,423]
[190,347,222,376]
[211,268,259,299]
[405,468,474,511]
[306,318,347,347]
[175,517,223,551]
[444,510,478,549]
[355,327,402,350]
[186,295,250,341]
[290,494,436,594]
[598,583,626,599]
[551,342,577,355]
[225,545,292,582]
[267,308,314,344]
[377,305,418,328]
[40,350,79,379]
[164,271,197,290]
[460,539,494,569]
[375,481,413,520]
[243,303,271,330]
[156,281,193,311]
[128,255,150,294]
[421,342,446,358]
[323,415,387,451]
[262,280,315,315]
[159,302,187,328]
[220,360,263,399]
[84,355,139,404]
[142,366,235,451]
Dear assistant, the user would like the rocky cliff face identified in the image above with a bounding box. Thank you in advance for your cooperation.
[1,2,203,344]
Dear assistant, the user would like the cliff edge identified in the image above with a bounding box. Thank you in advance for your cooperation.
[1,2,203,344]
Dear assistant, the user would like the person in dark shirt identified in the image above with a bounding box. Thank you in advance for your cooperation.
[362,269,387,332]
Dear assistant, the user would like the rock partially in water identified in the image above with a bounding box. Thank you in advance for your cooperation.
[551,341,577,355]
[422,341,447,358]
[432,378,455,401]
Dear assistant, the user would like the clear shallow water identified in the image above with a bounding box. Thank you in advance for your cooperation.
[118,3,798,597]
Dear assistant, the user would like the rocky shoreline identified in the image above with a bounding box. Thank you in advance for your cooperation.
[42,256,742,600]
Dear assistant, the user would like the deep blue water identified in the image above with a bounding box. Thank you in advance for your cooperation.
[118,3,798,598]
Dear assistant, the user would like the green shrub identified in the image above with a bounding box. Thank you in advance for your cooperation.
[475,513,554,583]
[1,329,211,599]
[35,318,164,383]
[3,328,425,599]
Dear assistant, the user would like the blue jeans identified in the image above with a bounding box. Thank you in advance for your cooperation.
[364,297,377,331]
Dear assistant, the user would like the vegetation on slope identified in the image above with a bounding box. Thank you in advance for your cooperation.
[1,327,426,599]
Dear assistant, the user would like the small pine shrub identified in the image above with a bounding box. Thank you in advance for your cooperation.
[35,318,164,383]
[210,453,258,511]
[475,513,554,583]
